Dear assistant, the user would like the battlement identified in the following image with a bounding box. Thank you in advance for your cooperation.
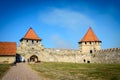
[16,27,120,63]
[91,48,120,63]
[95,48,120,53]
[45,48,78,55]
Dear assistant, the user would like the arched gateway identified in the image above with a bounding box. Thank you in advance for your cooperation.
[30,55,38,62]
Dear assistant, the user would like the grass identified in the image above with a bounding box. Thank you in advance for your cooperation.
[0,64,11,79]
[29,62,120,80]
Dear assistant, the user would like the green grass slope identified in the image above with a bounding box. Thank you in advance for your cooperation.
[29,62,120,80]
[0,64,11,79]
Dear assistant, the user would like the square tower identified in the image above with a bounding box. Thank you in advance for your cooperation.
[78,27,101,54]
[17,27,44,56]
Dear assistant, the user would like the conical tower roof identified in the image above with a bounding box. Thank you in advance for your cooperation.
[79,27,101,43]
[20,27,42,41]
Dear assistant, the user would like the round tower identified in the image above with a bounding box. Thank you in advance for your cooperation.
[78,27,101,54]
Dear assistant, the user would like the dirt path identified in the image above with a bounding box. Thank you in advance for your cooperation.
[2,63,42,80]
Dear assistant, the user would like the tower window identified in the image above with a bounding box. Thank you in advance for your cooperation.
[83,59,86,63]
[32,40,34,44]
[85,42,87,44]
[90,42,91,44]
[26,40,28,42]
[90,50,92,53]
[37,41,38,43]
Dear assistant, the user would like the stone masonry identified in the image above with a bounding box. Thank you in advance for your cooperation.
[17,27,120,63]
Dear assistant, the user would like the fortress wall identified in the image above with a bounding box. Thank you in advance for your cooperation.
[42,48,79,63]
[91,48,120,63]
[41,48,92,63]
[16,27,120,64]
[46,47,118,63]
[17,43,120,63]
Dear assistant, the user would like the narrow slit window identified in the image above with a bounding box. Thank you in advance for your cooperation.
[90,42,91,44]
[90,50,92,53]
[32,40,34,44]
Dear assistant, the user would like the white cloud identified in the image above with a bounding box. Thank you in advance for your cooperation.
[39,8,95,49]
[50,34,72,49]
[40,8,94,30]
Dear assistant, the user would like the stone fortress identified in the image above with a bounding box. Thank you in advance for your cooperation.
[17,27,120,63]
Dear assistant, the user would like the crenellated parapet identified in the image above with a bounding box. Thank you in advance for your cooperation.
[45,48,78,55]
[95,48,120,53]
[91,48,120,63]
[16,27,120,63]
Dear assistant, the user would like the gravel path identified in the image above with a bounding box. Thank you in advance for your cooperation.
[2,63,42,80]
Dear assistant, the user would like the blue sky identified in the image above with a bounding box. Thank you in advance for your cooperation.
[0,0,120,49]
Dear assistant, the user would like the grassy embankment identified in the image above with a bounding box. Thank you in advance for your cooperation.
[0,64,11,79]
[29,62,120,80]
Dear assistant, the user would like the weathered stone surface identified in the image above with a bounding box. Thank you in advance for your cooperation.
[0,56,15,63]
[17,27,120,64]
[17,38,120,63]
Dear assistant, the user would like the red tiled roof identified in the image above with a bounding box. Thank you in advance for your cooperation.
[22,27,41,41]
[0,42,16,56]
[79,27,101,42]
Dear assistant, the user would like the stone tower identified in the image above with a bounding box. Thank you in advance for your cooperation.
[17,27,44,61]
[78,27,101,54]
